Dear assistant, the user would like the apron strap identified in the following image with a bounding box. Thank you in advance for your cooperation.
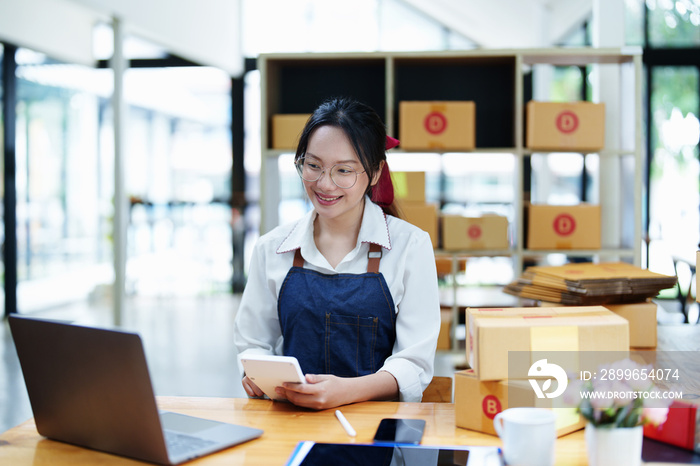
[293,249,304,268]
[367,243,382,274]
[293,244,383,273]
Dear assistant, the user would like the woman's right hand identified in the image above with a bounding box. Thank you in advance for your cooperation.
[241,375,266,398]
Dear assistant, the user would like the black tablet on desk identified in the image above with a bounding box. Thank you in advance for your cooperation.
[285,441,504,466]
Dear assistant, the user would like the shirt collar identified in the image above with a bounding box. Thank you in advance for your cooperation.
[276,196,391,255]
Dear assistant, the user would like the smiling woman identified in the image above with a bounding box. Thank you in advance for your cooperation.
[233,97,441,410]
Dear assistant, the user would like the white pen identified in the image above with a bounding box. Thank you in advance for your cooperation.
[335,410,357,437]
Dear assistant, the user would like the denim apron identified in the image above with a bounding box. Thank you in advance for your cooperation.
[278,243,396,377]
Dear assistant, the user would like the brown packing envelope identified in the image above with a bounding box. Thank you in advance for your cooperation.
[504,262,677,305]
[527,262,677,284]
[503,281,663,305]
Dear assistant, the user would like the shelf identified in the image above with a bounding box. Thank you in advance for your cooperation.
[259,47,643,351]
[522,248,637,257]
[435,249,514,257]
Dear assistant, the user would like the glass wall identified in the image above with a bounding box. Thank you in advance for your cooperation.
[122,66,233,296]
[10,38,233,311]
[640,1,700,305]
[14,48,112,310]
[647,0,700,47]
[648,66,700,278]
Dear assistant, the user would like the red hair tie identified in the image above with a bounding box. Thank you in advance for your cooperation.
[385,136,400,150]
[371,136,399,208]
[371,163,394,208]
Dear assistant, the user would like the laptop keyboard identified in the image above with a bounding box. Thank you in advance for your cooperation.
[164,430,218,458]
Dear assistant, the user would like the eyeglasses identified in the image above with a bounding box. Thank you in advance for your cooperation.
[295,157,366,189]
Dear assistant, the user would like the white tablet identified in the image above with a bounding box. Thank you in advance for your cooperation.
[239,354,306,401]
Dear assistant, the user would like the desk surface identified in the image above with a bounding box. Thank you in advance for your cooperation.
[0,396,590,465]
[1,324,695,465]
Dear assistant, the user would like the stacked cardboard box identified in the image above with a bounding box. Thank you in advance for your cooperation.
[271,114,310,149]
[391,171,439,248]
[526,203,601,250]
[442,215,509,251]
[455,369,584,437]
[435,255,467,276]
[399,101,475,150]
[542,300,659,348]
[455,305,630,437]
[503,262,677,306]
[504,262,676,349]
[526,101,605,152]
[437,307,453,351]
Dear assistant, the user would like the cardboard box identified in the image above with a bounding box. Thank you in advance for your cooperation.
[527,204,601,250]
[435,255,467,276]
[526,101,605,151]
[400,201,438,248]
[271,114,310,149]
[541,300,658,348]
[399,101,475,150]
[455,369,585,437]
[442,215,509,251]
[466,306,629,381]
[604,301,657,348]
[437,308,452,350]
[391,171,426,203]
[509,262,676,306]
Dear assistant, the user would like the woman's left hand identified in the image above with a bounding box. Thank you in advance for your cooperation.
[275,371,399,410]
[276,373,347,410]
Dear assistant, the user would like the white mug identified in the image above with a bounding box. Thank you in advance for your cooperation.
[493,407,556,466]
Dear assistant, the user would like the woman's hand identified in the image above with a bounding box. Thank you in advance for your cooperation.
[241,375,266,398]
[275,374,346,410]
[276,371,399,410]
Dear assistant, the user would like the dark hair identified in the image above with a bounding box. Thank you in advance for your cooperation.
[295,97,398,217]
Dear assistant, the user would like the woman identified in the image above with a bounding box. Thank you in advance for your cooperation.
[233,97,440,410]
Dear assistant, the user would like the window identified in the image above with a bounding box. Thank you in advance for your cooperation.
[647,66,700,276]
[15,48,112,310]
[648,0,700,47]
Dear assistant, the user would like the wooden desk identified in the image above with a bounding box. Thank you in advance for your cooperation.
[2,325,695,465]
[0,397,589,465]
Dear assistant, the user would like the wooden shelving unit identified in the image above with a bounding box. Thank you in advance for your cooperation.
[259,47,643,351]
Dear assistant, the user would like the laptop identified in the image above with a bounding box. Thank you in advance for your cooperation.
[8,315,263,465]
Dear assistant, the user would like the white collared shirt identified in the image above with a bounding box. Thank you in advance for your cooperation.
[233,197,440,402]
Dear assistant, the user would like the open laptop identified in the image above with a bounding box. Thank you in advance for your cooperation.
[8,315,263,465]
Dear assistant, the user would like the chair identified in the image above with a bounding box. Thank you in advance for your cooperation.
[422,376,453,403]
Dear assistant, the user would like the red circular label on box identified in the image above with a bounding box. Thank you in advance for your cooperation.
[556,110,579,134]
[424,112,448,134]
[482,395,502,420]
[553,213,576,236]
[467,225,482,239]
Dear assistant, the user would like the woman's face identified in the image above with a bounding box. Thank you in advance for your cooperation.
[302,125,375,223]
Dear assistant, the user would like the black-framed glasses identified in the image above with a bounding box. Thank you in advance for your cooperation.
[295,157,366,189]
